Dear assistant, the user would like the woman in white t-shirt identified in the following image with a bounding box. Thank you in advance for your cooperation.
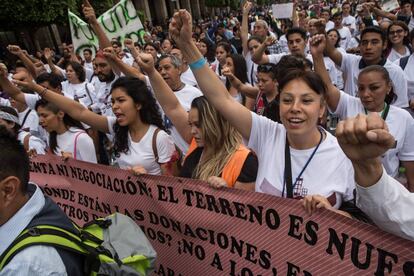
[214,42,232,84]
[169,15,357,217]
[0,106,46,155]
[61,61,96,108]
[34,100,97,163]
[15,77,176,176]
[386,21,412,62]
[311,34,414,191]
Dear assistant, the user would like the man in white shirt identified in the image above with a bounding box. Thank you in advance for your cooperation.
[0,127,83,274]
[83,48,94,71]
[336,112,414,241]
[326,26,409,108]
[321,9,335,31]
[332,12,352,50]
[170,48,198,88]
[341,2,356,35]
[156,54,202,153]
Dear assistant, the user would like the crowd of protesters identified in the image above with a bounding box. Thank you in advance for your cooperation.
[1,0,414,274]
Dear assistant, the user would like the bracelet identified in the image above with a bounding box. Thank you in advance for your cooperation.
[189,57,206,71]
[38,87,48,98]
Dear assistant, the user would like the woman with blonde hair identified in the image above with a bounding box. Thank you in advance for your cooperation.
[136,52,257,190]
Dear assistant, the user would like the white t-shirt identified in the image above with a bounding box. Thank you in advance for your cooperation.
[18,107,39,134]
[107,119,175,174]
[333,91,414,177]
[340,53,409,108]
[180,67,198,88]
[164,84,202,153]
[84,61,94,71]
[17,131,46,155]
[55,127,97,163]
[388,47,411,62]
[247,112,355,208]
[61,81,96,108]
[342,15,356,34]
[395,54,414,101]
[91,77,118,117]
[244,51,258,86]
[325,21,335,31]
[337,26,352,50]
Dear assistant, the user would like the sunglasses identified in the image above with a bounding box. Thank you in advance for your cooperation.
[257,64,274,73]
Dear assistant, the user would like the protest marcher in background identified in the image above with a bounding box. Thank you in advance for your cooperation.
[326,26,409,108]
[0,125,84,274]
[170,47,198,88]
[0,106,46,155]
[83,48,94,71]
[137,52,257,190]
[338,112,414,241]
[34,99,97,163]
[169,10,359,217]
[143,42,160,62]
[214,41,232,84]
[161,38,174,55]
[196,38,216,68]
[61,61,96,109]
[14,76,176,175]
[341,2,357,34]
[311,34,414,191]
[386,21,412,62]
[396,29,414,113]
[332,12,352,50]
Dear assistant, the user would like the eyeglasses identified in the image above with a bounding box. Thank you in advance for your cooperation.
[389,29,404,35]
[257,64,274,73]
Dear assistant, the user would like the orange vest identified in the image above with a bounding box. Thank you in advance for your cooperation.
[185,138,251,188]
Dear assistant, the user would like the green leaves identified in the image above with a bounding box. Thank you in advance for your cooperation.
[0,0,114,29]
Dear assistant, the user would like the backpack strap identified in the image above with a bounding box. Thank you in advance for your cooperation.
[0,225,92,271]
[399,56,410,70]
[84,83,93,105]
[20,109,32,131]
[152,128,161,164]
[73,131,86,160]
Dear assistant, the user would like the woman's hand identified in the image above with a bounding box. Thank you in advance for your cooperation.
[128,165,147,176]
[207,176,228,189]
[302,194,333,215]
[61,151,73,162]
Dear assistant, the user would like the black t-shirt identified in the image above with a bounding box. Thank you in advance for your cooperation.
[180,147,258,183]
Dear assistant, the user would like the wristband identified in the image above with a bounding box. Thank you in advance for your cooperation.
[189,57,206,71]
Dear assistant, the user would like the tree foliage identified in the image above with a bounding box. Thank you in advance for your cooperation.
[0,0,114,30]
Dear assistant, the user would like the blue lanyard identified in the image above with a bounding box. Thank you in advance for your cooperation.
[283,128,324,198]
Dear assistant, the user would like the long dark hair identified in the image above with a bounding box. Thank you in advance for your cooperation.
[225,54,248,90]
[35,99,84,154]
[199,38,216,64]
[111,77,165,158]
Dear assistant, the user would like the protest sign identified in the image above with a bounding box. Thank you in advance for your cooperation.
[272,3,294,19]
[382,0,400,12]
[30,155,414,276]
[68,0,145,55]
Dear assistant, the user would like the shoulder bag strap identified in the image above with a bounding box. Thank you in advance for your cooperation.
[73,131,85,160]
[284,137,294,198]
[21,109,32,129]
[152,128,161,164]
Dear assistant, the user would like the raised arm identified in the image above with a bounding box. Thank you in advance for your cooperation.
[325,34,343,67]
[0,64,27,104]
[12,79,109,133]
[7,45,38,78]
[241,1,253,56]
[82,0,111,50]
[251,37,273,65]
[136,53,192,144]
[310,34,340,111]
[222,66,259,99]
[170,10,252,140]
[102,47,136,79]
[44,48,65,78]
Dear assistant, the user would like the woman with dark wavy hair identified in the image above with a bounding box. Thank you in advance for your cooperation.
[13,76,176,176]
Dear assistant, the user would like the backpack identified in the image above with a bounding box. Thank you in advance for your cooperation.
[0,213,157,275]
[399,56,410,70]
